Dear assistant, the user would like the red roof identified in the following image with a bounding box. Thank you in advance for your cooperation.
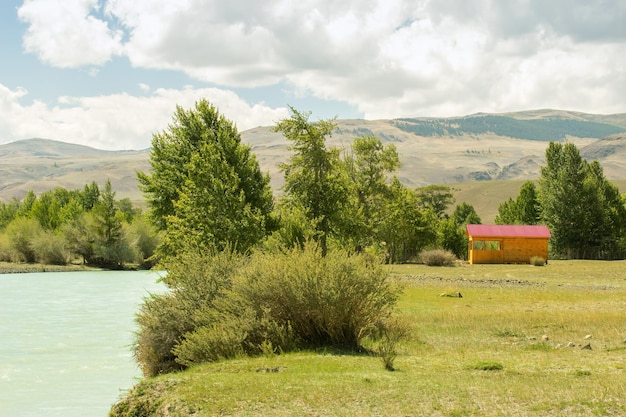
[466,224,551,238]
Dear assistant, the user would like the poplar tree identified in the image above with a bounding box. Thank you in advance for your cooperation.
[538,142,626,258]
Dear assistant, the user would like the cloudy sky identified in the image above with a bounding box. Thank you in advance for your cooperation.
[1,0,624,150]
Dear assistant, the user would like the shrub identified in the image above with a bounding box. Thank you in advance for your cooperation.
[231,244,401,350]
[134,248,242,377]
[30,230,70,265]
[530,256,546,266]
[419,249,457,266]
[4,217,41,263]
[134,243,402,375]
[0,234,12,262]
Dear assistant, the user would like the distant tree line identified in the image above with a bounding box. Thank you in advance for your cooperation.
[0,180,159,268]
[393,115,624,141]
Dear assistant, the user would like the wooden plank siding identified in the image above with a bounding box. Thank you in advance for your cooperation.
[466,224,550,265]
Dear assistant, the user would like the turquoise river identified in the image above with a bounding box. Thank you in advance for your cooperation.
[0,270,165,417]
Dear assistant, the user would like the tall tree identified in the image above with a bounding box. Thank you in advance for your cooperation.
[538,142,626,259]
[274,107,348,256]
[342,135,400,251]
[138,100,274,258]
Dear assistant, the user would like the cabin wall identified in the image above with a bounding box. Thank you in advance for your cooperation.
[468,237,549,264]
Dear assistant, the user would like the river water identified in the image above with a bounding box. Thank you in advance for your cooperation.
[0,270,165,417]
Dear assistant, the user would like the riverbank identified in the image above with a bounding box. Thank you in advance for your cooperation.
[0,262,104,274]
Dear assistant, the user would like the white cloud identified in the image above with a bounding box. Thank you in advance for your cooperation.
[18,0,124,67]
[0,83,289,150]
[14,0,626,122]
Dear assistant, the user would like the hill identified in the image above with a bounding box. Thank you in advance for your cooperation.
[0,138,150,202]
[1,110,625,221]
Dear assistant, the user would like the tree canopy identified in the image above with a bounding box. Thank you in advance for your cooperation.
[138,99,274,258]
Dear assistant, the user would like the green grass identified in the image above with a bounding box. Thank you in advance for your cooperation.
[111,260,626,416]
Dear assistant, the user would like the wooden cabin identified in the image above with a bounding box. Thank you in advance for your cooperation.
[466,224,551,264]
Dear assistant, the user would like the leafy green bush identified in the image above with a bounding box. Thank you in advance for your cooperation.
[419,249,457,266]
[0,234,12,262]
[134,248,242,377]
[30,230,70,265]
[231,244,400,350]
[134,243,402,376]
[4,217,41,263]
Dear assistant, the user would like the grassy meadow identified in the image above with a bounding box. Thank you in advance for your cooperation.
[111,260,626,417]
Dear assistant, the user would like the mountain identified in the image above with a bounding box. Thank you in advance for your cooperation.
[0,138,150,201]
[1,110,626,205]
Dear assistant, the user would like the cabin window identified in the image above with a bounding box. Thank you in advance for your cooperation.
[473,240,501,250]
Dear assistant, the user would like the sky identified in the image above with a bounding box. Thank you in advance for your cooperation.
[1,0,625,150]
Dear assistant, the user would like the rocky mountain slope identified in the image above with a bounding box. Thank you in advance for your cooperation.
[1,109,625,202]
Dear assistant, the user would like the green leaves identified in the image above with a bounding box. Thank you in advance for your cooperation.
[538,142,626,258]
[139,99,274,259]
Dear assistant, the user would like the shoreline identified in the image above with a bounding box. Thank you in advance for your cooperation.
[0,262,105,274]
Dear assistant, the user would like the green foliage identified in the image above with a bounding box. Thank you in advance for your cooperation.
[495,181,540,225]
[230,244,400,349]
[452,202,481,226]
[4,217,42,263]
[128,215,161,268]
[263,200,315,251]
[393,115,624,141]
[0,233,12,262]
[275,108,349,256]
[139,100,274,259]
[134,248,242,376]
[416,185,455,218]
[63,212,97,264]
[437,218,468,260]
[539,142,626,259]
[0,199,20,230]
[419,249,457,266]
[339,135,401,252]
[0,180,153,269]
[379,179,438,263]
[134,244,401,375]
[30,230,70,265]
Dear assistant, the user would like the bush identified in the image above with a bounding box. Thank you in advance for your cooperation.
[230,244,400,350]
[4,217,41,263]
[30,230,70,265]
[530,256,546,266]
[134,243,402,375]
[134,248,242,377]
[0,234,12,262]
[419,249,457,266]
